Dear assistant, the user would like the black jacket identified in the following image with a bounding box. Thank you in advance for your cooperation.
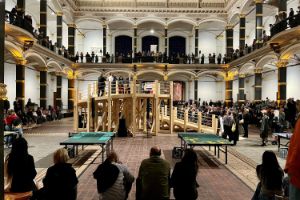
[171,162,198,200]
[10,155,37,192]
[43,163,78,200]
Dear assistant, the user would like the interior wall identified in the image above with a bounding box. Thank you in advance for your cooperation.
[47,74,56,107]
[25,67,40,105]
[287,65,300,100]
[262,70,278,100]
[61,77,68,110]
[197,76,223,102]
[198,32,217,59]
[232,79,239,102]
[4,62,16,104]
[244,75,255,101]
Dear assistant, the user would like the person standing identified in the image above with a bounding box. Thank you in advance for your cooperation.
[223,111,233,140]
[136,146,171,200]
[285,100,300,200]
[171,149,199,200]
[243,109,250,138]
[260,110,269,146]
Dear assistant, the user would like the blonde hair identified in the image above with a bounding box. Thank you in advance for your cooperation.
[53,148,69,164]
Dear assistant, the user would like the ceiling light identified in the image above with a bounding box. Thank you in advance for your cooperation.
[150,29,154,34]
[51,12,55,15]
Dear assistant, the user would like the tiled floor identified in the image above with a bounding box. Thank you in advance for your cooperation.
[5,118,289,200]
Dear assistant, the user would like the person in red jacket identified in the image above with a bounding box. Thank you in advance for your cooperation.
[285,100,300,200]
[4,109,23,135]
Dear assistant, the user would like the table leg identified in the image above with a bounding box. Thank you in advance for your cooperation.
[111,138,114,151]
[214,146,216,156]
[217,146,220,158]
[101,145,104,163]
[225,146,228,164]
[278,136,280,152]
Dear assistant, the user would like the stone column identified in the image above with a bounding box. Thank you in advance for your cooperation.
[277,60,288,105]
[133,25,137,55]
[254,68,262,102]
[56,12,63,48]
[239,14,246,51]
[68,24,76,56]
[164,26,168,56]
[40,0,47,38]
[16,63,25,109]
[68,75,75,110]
[225,75,233,107]
[1,0,6,195]
[226,25,234,59]
[17,0,25,16]
[39,68,47,109]
[255,0,263,47]
[103,24,107,55]
[194,79,198,101]
[194,26,199,57]
[56,74,62,108]
[238,74,246,104]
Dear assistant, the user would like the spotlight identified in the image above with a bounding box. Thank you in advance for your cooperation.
[150,29,154,34]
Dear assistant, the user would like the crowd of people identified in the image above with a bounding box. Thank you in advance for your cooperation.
[4,136,300,200]
[175,98,299,147]
[3,98,63,145]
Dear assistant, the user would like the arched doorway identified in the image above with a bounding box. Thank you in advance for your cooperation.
[115,35,132,56]
[169,36,186,57]
[142,36,159,52]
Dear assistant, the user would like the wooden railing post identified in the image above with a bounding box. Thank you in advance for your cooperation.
[169,81,174,134]
[116,80,119,94]
[212,114,218,134]
[198,111,202,132]
[184,109,188,132]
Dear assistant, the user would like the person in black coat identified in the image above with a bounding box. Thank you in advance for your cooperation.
[5,137,37,193]
[41,148,78,200]
[171,149,199,200]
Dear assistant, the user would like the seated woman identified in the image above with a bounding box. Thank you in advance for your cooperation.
[252,151,284,200]
[171,149,199,200]
[41,148,78,200]
[4,137,37,193]
[93,151,135,200]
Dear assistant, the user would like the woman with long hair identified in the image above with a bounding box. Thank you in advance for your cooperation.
[253,150,283,200]
[5,137,37,192]
[171,149,199,200]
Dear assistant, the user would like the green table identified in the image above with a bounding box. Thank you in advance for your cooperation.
[178,133,233,164]
[60,132,115,162]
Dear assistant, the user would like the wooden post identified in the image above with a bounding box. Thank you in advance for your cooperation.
[73,90,78,131]
[132,77,137,135]
[87,84,91,132]
[143,99,147,132]
[107,82,112,131]
[154,81,160,135]
[169,81,174,134]
[184,109,188,132]
[94,81,98,97]
[212,114,216,134]
[198,111,202,132]
[116,80,119,95]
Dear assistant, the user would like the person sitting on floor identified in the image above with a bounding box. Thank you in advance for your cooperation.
[93,151,135,200]
[252,151,284,200]
[34,148,78,200]
[136,146,171,200]
[171,149,199,200]
[4,137,37,193]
